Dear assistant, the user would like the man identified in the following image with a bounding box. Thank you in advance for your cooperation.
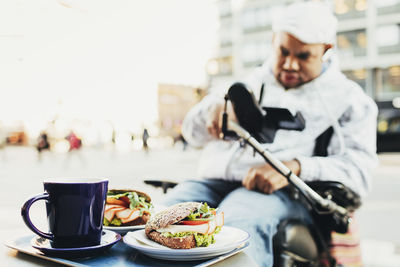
[163,2,377,266]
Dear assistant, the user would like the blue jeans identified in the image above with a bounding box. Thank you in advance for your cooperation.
[163,179,312,267]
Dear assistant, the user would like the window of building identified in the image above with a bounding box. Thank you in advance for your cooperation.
[334,0,366,19]
[241,6,281,32]
[242,43,257,64]
[220,16,233,30]
[242,9,257,31]
[343,69,368,90]
[337,30,367,58]
[205,56,233,77]
[242,41,270,67]
[209,56,233,76]
[220,30,232,47]
[218,0,232,17]
[378,66,400,99]
[219,56,233,75]
[377,0,400,15]
[377,25,400,54]
[255,7,272,28]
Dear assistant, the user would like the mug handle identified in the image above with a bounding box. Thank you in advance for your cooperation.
[21,193,53,240]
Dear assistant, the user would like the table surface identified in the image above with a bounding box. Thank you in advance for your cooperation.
[1,229,257,267]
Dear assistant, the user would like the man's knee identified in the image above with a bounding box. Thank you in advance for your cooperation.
[162,180,222,207]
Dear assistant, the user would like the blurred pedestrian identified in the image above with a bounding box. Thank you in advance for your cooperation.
[142,128,149,153]
[174,134,188,151]
[111,129,116,146]
[111,128,117,153]
[36,131,50,161]
[64,130,85,167]
[66,131,82,151]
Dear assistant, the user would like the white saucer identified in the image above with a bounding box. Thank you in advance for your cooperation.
[30,229,121,258]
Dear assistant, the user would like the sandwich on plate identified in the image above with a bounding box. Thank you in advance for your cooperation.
[145,202,224,249]
[104,189,152,226]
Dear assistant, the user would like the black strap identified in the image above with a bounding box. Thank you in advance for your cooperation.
[314,127,334,157]
[258,83,265,105]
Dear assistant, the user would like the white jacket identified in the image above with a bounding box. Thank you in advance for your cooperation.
[182,60,378,197]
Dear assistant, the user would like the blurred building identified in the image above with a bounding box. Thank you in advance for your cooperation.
[158,84,206,137]
[208,0,400,112]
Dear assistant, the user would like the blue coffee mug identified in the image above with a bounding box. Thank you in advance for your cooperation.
[21,178,108,248]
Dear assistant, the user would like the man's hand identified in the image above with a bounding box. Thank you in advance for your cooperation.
[206,102,224,139]
[205,101,236,139]
[242,160,301,194]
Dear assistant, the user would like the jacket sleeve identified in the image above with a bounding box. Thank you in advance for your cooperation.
[296,96,378,198]
[181,94,224,147]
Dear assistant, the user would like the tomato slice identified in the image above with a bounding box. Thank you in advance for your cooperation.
[179,220,209,225]
[119,196,130,205]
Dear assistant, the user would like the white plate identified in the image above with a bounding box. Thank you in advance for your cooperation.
[103,225,144,234]
[123,226,250,261]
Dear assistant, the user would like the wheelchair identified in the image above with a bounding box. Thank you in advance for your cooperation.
[146,83,362,266]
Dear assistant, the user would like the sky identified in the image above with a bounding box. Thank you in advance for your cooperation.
[0,0,219,138]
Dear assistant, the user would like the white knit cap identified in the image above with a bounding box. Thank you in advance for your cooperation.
[272,2,337,44]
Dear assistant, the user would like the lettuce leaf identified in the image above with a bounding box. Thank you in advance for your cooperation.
[104,217,122,226]
[160,232,216,247]
[107,191,153,216]
[194,232,215,247]
[185,202,216,221]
